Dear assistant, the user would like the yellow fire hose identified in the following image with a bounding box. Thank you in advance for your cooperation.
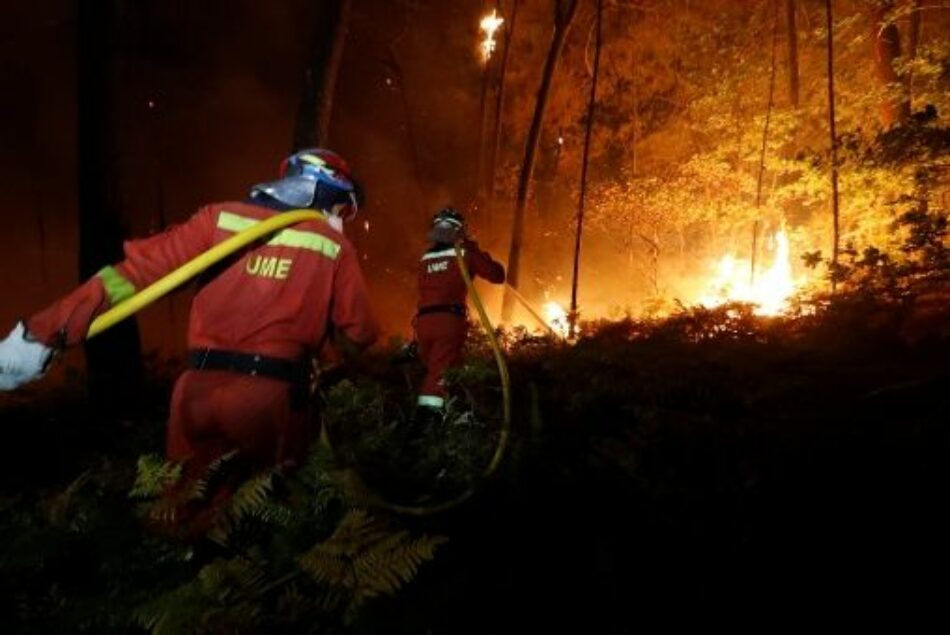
[504,283,557,337]
[339,241,511,516]
[86,211,512,516]
[456,241,511,478]
[87,210,328,338]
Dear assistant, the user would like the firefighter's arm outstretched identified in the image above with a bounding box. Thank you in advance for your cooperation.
[463,239,505,284]
[0,208,217,390]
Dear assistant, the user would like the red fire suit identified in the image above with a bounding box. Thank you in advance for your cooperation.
[415,240,504,408]
[27,201,378,470]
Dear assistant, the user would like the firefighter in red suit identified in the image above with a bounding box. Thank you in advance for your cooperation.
[0,148,378,474]
[414,207,505,420]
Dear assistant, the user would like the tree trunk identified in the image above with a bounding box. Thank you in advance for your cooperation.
[569,0,603,339]
[77,0,143,401]
[825,0,841,291]
[488,0,520,201]
[871,0,910,127]
[786,0,800,108]
[292,0,352,150]
[907,0,922,103]
[907,0,921,60]
[752,0,780,285]
[501,0,580,322]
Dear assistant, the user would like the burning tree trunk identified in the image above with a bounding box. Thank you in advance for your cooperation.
[825,0,841,291]
[786,0,800,108]
[292,0,352,150]
[870,0,911,128]
[476,3,505,204]
[77,0,143,399]
[488,0,520,201]
[569,0,603,339]
[502,0,580,322]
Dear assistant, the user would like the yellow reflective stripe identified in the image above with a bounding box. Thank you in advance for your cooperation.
[422,248,464,261]
[96,266,136,305]
[216,211,340,260]
[217,211,257,233]
[269,229,341,258]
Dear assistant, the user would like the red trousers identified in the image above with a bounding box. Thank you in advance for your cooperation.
[415,313,468,408]
[166,370,312,471]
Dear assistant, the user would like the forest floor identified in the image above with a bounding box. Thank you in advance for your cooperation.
[2,293,949,633]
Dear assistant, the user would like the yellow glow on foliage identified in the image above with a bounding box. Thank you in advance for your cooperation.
[479,10,504,63]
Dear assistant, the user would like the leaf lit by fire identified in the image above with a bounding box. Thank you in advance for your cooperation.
[479,10,504,63]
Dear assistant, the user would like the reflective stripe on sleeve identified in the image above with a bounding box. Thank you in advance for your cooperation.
[96,266,136,305]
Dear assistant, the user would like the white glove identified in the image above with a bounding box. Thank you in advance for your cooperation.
[0,321,54,391]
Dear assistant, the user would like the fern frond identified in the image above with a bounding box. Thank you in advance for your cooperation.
[187,450,240,502]
[132,582,209,635]
[207,470,284,546]
[298,509,446,609]
[130,455,182,499]
[133,556,269,635]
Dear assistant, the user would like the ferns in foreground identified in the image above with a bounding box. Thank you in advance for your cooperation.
[126,446,447,634]
[299,509,447,614]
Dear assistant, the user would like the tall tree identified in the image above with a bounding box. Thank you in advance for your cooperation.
[907,0,921,60]
[569,0,603,339]
[825,0,841,291]
[476,1,498,203]
[292,0,352,150]
[501,0,580,322]
[488,0,520,202]
[906,0,922,103]
[752,0,780,285]
[870,0,911,127]
[786,0,800,108]
[77,0,143,401]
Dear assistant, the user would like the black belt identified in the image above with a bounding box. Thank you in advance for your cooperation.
[187,349,307,383]
[416,303,467,317]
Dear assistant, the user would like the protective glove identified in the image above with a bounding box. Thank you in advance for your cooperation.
[0,321,55,391]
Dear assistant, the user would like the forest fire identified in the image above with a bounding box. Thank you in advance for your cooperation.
[479,10,504,63]
[698,228,798,316]
[3,2,950,631]
[543,301,570,337]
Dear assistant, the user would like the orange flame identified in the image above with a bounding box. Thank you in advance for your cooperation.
[698,228,798,316]
[479,10,504,63]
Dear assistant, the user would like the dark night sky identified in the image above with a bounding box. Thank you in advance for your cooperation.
[0,0,490,360]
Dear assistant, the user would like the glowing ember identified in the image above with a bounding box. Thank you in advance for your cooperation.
[479,10,504,63]
[543,301,570,337]
[698,228,797,316]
